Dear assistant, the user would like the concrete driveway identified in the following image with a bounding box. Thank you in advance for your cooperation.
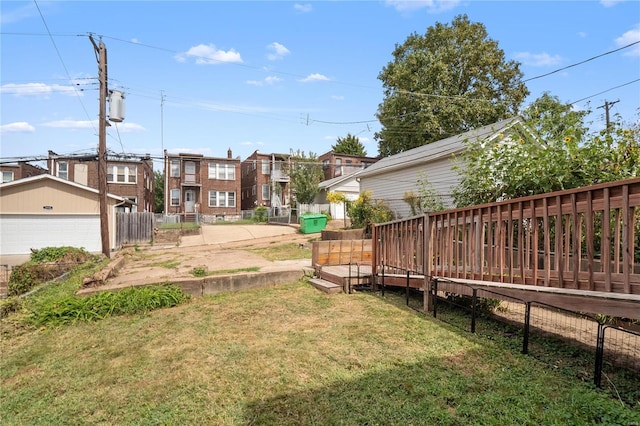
[181,223,300,247]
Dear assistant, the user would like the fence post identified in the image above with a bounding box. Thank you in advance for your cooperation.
[381,262,385,297]
[432,278,438,318]
[406,270,410,306]
[594,322,605,388]
[471,288,477,333]
[522,302,531,355]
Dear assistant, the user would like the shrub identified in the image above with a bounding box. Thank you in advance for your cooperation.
[0,297,22,319]
[8,247,93,296]
[30,285,190,326]
[253,206,268,222]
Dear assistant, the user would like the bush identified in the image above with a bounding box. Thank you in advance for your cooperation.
[253,206,268,222]
[31,285,190,326]
[8,247,93,296]
[347,191,394,236]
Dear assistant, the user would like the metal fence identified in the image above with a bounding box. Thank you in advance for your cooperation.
[395,279,640,405]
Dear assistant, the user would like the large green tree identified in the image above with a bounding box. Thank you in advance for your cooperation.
[376,14,529,157]
[332,133,368,156]
[286,150,324,204]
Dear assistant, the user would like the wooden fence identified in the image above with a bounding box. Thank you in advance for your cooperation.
[115,212,154,248]
[372,178,640,296]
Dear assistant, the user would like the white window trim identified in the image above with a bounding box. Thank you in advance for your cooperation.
[208,190,236,207]
[170,188,180,206]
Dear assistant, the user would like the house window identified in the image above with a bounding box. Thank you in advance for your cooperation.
[261,159,270,175]
[208,191,236,207]
[252,185,256,196]
[262,184,270,200]
[2,171,14,182]
[170,189,180,206]
[107,165,137,183]
[208,163,236,180]
[335,158,342,176]
[57,162,68,180]
[170,160,180,177]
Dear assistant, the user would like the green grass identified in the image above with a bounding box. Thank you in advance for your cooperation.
[1,280,638,425]
[190,266,261,277]
[157,222,200,230]
[249,242,312,261]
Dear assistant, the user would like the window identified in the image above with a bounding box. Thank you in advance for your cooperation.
[261,159,270,175]
[185,161,196,175]
[208,163,236,180]
[2,171,14,183]
[57,162,68,180]
[170,160,180,177]
[335,158,342,176]
[170,189,180,206]
[107,165,137,183]
[208,191,236,207]
[262,184,270,200]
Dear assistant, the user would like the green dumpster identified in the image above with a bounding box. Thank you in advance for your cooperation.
[299,214,327,234]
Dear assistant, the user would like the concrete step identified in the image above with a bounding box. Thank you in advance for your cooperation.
[308,278,342,294]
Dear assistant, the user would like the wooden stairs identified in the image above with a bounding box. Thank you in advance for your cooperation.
[308,264,373,294]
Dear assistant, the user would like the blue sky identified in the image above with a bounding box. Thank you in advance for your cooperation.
[1,0,639,169]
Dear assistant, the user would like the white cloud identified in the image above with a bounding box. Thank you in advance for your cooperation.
[385,0,460,14]
[600,0,624,7]
[0,122,35,134]
[513,51,563,67]
[41,120,96,130]
[294,3,313,13]
[0,3,37,25]
[299,73,330,83]
[1,82,80,97]
[175,44,243,64]
[240,141,265,147]
[615,23,640,56]
[246,76,283,86]
[331,95,345,101]
[111,122,146,132]
[577,31,588,38]
[266,42,290,61]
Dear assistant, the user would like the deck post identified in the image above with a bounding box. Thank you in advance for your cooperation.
[523,302,531,354]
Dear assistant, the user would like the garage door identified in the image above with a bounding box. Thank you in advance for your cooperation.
[0,215,101,255]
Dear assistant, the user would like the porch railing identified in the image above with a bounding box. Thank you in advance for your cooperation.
[372,177,640,296]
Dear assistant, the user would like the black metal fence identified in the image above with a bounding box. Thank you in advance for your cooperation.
[424,278,640,405]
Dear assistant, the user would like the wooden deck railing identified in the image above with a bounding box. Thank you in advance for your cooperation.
[372,178,640,296]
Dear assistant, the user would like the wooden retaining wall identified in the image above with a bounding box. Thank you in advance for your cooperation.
[312,239,372,267]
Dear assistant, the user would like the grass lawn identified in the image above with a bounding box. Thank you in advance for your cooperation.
[1,280,639,425]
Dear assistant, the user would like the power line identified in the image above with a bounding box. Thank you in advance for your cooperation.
[569,78,640,105]
[524,40,640,82]
[32,1,96,134]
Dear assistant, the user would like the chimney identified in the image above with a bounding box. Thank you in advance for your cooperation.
[227,148,232,159]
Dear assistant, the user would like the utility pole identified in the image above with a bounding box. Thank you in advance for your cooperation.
[90,35,110,258]
[597,99,619,134]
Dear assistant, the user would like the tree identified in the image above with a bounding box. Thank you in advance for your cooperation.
[452,96,639,207]
[332,133,368,156]
[375,14,529,157]
[286,150,324,205]
[347,191,394,236]
[153,170,164,213]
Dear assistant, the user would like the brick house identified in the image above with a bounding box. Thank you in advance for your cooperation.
[164,149,241,219]
[317,151,379,181]
[240,150,291,212]
[47,151,155,212]
[0,161,47,183]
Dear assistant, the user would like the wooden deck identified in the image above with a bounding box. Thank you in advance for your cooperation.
[313,264,373,293]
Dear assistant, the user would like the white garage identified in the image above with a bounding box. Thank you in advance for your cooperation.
[0,174,123,256]
[0,215,101,255]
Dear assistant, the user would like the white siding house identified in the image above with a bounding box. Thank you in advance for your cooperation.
[315,170,363,220]
[357,117,529,218]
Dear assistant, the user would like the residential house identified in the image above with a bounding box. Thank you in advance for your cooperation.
[314,170,363,220]
[357,117,531,218]
[0,174,127,255]
[0,161,47,183]
[164,149,241,220]
[240,151,291,213]
[318,151,378,181]
[47,151,154,212]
